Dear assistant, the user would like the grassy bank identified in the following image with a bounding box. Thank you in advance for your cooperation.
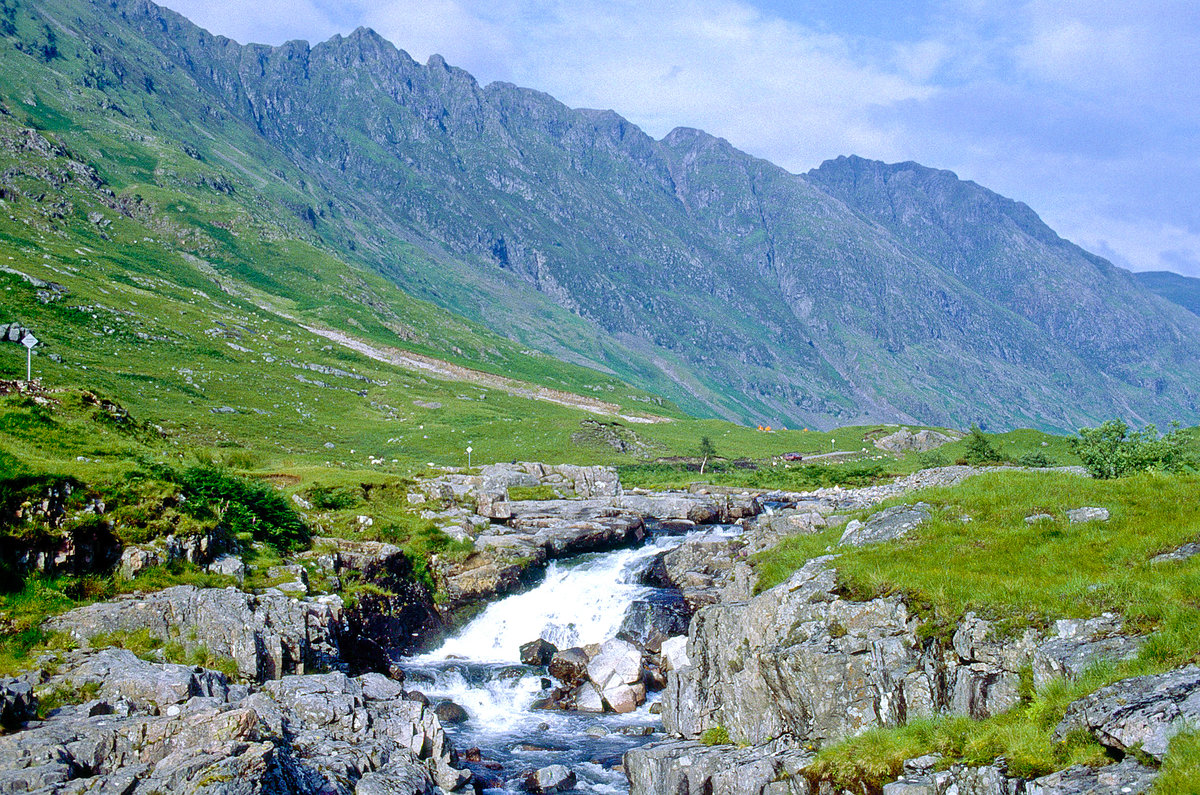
[750,469,1200,791]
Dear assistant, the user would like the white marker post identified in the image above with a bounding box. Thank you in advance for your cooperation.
[20,334,37,382]
[466,446,473,468]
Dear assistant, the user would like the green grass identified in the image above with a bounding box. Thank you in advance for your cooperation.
[806,666,1113,789]
[755,471,1200,648]
[749,470,1200,790]
[1157,732,1200,794]
[507,484,560,501]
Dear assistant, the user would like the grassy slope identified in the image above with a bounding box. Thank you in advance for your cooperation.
[752,470,1200,791]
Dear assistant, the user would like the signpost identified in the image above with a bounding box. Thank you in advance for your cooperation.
[21,334,36,382]
[466,446,473,468]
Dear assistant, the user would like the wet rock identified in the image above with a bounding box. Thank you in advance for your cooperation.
[839,502,930,547]
[618,592,690,652]
[548,648,590,686]
[1055,665,1200,761]
[436,700,470,724]
[573,682,605,713]
[434,545,546,609]
[1067,506,1109,523]
[602,681,643,714]
[405,691,431,706]
[587,638,643,689]
[521,638,558,666]
[523,764,576,793]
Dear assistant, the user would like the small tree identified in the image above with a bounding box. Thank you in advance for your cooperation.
[698,436,717,475]
[963,424,1000,465]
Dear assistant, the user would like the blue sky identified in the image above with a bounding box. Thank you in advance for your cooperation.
[161,0,1200,277]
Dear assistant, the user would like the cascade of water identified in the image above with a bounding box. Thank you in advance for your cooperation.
[403,525,742,794]
[423,537,676,663]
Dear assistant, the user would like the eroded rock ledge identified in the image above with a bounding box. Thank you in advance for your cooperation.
[0,649,469,795]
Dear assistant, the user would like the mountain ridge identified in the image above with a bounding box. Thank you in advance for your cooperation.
[3,0,1198,431]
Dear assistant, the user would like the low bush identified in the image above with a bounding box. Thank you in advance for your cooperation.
[1070,420,1196,479]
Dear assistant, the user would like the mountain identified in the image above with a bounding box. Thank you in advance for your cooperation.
[1,0,1197,432]
[1134,271,1200,317]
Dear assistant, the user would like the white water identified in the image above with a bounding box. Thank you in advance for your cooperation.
[424,540,676,663]
[404,526,742,793]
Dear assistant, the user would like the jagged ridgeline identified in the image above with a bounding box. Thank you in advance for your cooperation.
[1,0,1199,431]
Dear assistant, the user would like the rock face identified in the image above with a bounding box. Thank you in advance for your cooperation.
[873,429,954,453]
[1055,665,1200,761]
[625,739,813,795]
[0,651,470,795]
[660,556,1143,746]
[0,678,36,730]
[46,585,346,682]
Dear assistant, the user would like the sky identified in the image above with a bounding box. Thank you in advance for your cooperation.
[160,0,1200,277]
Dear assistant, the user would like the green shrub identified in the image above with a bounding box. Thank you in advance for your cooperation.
[1070,420,1195,479]
[963,425,1001,465]
[1016,451,1054,468]
[306,485,361,510]
[177,465,309,550]
[699,726,731,746]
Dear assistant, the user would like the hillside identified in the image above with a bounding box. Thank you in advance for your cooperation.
[0,0,1198,436]
[1135,270,1200,316]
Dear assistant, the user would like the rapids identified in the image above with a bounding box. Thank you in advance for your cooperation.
[401,526,737,794]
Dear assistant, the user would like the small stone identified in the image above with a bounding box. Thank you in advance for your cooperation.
[1067,507,1110,524]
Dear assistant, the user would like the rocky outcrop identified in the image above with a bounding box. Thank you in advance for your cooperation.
[881,757,1158,794]
[1055,665,1200,761]
[0,651,470,795]
[0,678,36,730]
[873,429,955,453]
[661,557,1144,746]
[839,502,930,547]
[625,739,813,795]
[46,585,346,682]
[118,529,227,578]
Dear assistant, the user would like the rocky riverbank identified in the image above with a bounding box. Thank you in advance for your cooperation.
[623,465,1192,795]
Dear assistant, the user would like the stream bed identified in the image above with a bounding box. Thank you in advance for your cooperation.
[402,527,738,794]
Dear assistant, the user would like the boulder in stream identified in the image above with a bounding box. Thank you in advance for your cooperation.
[523,764,577,793]
[548,648,590,686]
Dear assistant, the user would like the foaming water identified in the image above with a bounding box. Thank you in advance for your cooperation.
[402,526,741,794]
[424,541,670,663]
